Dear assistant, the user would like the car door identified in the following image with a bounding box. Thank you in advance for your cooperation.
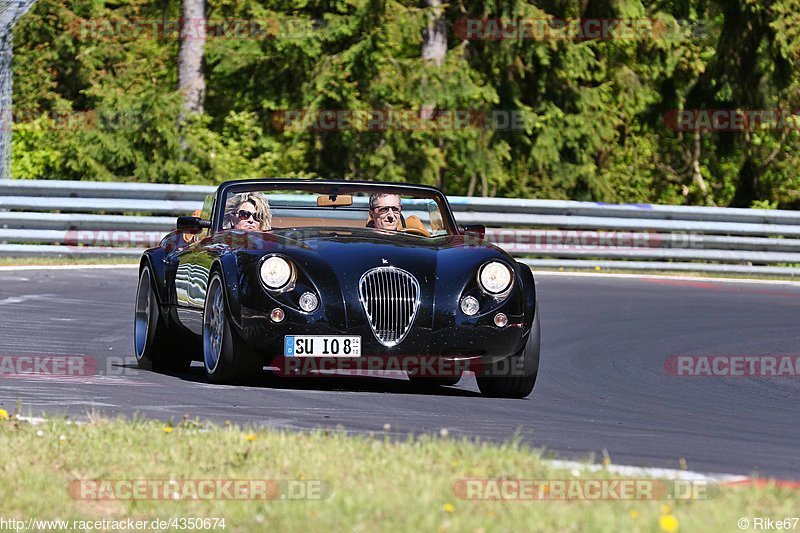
[174,193,216,334]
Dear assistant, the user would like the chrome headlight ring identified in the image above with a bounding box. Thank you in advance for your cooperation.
[259,255,296,292]
[477,261,513,297]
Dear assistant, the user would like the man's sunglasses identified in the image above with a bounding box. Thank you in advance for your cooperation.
[372,205,402,216]
[236,209,262,221]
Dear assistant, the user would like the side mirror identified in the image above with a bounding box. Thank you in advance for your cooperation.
[176,216,211,233]
[459,224,485,240]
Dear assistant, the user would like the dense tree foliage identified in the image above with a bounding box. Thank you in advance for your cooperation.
[10,0,800,207]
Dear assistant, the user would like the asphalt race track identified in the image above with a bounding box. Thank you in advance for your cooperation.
[1,266,799,479]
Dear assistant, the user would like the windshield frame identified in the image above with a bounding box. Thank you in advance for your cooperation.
[212,179,459,235]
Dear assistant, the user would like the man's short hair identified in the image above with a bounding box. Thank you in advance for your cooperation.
[369,193,401,210]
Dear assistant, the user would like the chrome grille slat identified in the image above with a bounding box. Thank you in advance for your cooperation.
[396,271,402,340]
[385,270,390,339]
[391,270,397,340]
[380,271,386,338]
[384,271,389,340]
[358,267,420,347]
[403,273,409,338]
[402,271,409,340]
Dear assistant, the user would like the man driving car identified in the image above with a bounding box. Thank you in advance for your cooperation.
[367,193,402,231]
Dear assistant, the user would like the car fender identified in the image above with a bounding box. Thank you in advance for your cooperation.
[140,249,168,306]
[517,262,537,328]
[213,254,244,330]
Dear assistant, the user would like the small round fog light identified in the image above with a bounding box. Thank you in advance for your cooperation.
[494,313,508,328]
[270,308,285,323]
[460,296,479,316]
[299,292,318,312]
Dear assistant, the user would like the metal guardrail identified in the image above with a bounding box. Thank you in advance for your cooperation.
[2,179,800,276]
[6,179,800,223]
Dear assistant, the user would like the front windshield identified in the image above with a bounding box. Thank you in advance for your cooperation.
[217,183,454,237]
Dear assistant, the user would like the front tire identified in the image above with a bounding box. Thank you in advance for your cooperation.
[476,307,540,398]
[203,273,262,384]
[134,265,191,372]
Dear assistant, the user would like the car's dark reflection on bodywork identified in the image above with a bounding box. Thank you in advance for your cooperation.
[134,179,540,398]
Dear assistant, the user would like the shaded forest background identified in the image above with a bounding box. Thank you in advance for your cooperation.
[11,0,800,208]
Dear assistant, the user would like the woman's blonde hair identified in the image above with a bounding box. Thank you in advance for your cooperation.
[223,192,272,230]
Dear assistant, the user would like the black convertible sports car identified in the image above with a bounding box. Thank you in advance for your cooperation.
[134,179,540,398]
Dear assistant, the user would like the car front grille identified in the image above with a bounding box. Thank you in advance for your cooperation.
[358,267,420,347]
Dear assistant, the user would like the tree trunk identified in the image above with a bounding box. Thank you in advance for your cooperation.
[467,173,477,197]
[178,0,206,118]
[421,0,446,190]
[730,158,759,207]
[690,129,710,200]
[421,0,446,67]
[420,0,446,121]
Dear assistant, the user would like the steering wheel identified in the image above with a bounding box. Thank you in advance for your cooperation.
[399,227,430,237]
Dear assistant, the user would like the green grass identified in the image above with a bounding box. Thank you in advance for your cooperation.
[0,415,796,532]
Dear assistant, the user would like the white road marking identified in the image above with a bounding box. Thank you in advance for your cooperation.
[546,459,748,483]
[0,264,138,272]
[0,294,57,305]
[536,270,800,287]
[14,415,48,425]
[1,375,148,385]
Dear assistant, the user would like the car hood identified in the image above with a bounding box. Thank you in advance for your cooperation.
[224,227,524,339]
[226,226,509,276]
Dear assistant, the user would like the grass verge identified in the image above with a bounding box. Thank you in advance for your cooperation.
[0,415,796,532]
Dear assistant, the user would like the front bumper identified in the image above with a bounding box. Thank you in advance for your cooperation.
[236,309,530,364]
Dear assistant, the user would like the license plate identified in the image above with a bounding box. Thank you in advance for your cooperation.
[284,336,361,357]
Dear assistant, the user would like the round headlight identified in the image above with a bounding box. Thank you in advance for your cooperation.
[479,262,512,294]
[299,292,319,312]
[261,256,293,289]
[460,296,479,316]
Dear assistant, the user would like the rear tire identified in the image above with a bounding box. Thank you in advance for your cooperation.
[476,307,540,398]
[203,273,262,384]
[134,265,192,372]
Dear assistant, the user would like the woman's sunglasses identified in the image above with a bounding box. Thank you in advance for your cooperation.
[236,209,262,221]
